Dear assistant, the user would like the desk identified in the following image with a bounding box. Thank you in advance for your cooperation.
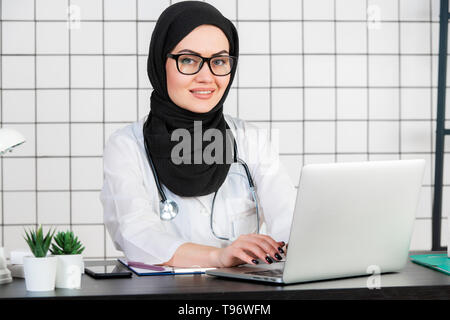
[0,252,449,300]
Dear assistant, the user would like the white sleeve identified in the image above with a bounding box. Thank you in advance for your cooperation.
[100,131,187,264]
[244,124,296,244]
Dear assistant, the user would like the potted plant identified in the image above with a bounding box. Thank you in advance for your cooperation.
[50,230,85,289]
[23,225,56,291]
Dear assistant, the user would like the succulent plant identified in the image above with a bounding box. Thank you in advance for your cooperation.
[23,225,55,258]
[50,231,85,255]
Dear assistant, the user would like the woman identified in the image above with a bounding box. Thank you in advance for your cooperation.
[100,1,296,268]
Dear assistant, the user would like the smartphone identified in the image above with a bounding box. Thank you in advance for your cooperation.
[85,264,132,279]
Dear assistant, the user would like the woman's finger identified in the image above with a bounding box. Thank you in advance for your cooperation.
[278,241,286,254]
[255,234,284,251]
[233,246,259,265]
[240,241,272,264]
[233,236,274,264]
[248,234,284,261]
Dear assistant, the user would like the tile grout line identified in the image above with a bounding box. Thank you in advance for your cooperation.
[136,0,140,121]
[268,0,272,140]
[3,84,450,90]
[334,0,337,162]
[0,18,443,23]
[68,0,72,233]
[34,0,38,230]
[0,0,3,245]
[236,0,240,119]
[102,0,106,260]
[398,0,402,159]
[301,0,305,166]
[426,0,432,208]
[366,0,369,161]
[0,52,446,56]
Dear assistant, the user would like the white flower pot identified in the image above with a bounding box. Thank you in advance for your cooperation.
[55,254,84,289]
[23,256,57,291]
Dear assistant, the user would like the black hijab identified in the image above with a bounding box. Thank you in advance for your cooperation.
[144,1,239,197]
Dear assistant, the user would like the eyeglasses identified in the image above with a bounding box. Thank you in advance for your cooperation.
[167,53,237,76]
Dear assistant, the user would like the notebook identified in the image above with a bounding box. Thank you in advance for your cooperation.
[118,259,215,276]
[410,254,450,275]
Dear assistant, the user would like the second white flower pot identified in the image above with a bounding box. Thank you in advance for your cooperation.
[55,254,84,289]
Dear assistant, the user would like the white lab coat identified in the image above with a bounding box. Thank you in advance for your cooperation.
[100,114,296,265]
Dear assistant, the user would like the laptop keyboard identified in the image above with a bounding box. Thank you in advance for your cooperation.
[245,269,283,277]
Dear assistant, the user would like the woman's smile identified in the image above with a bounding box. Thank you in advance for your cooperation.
[189,87,216,99]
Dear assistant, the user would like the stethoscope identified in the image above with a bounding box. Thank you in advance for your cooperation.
[143,132,260,241]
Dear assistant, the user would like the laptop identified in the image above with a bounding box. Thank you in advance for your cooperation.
[206,159,426,284]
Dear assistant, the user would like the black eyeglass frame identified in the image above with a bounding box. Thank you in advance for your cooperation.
[167,53,237,76]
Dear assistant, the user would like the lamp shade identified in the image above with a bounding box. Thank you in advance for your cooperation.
[0,128,26,155]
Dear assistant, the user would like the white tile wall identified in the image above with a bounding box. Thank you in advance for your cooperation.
[337,89,367,120]
[2,56,35,89]
[369,22,399,54]
[304,55,335,86]
[336,22,366,53]
[0,0,447,259]
[3,22,35,54]
[271,22,302,53]
[238,89,270,120]
[37,192,71,224]
[304,88,335,120]
[336,121,367,153]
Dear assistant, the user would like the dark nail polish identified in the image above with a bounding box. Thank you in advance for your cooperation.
[265,257,273,264]
[274,253,282,260]
[278,247,284,254]
[252,259,259,265]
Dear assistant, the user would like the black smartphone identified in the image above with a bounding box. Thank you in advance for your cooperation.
[85,264,132,279]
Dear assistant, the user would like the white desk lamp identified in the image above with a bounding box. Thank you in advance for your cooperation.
[0,128,26,156]
[0,128,26,284]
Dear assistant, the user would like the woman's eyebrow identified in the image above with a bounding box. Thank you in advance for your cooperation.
[177,49,229,55]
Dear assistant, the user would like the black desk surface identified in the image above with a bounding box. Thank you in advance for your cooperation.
[1,251,449,300]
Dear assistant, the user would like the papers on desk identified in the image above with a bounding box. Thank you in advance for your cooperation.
[118,259,215,276]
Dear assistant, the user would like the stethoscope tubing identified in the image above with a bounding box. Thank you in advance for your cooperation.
[144,137,167,202]
[144,131,260,239]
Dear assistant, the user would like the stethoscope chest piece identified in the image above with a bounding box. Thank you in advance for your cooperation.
[160,199,179,221]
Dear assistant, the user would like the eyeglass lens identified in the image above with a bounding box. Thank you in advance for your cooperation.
[177,54,233,76]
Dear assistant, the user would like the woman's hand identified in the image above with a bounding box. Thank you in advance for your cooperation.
[213,234,285,268]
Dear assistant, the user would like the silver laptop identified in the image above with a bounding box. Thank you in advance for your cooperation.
[206,159,426,284]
